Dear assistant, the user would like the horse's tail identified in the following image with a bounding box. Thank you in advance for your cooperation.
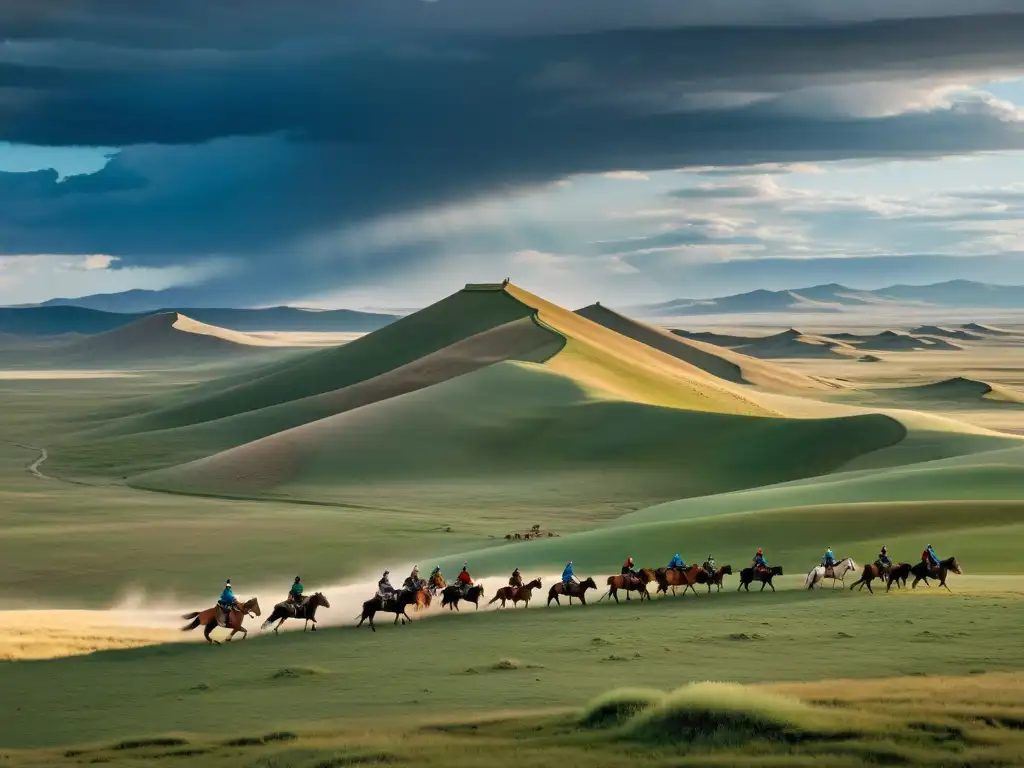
[181,616,202,632]
[803,568,817,589]
[181,611,200,620]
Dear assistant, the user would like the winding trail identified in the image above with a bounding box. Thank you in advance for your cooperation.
[20,444,48,479]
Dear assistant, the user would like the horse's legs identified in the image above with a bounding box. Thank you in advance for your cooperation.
[579,594,587,606]
[204,622,218,645]
[274,618,286,633]
[611,589,619,604]
[865,580,874,594]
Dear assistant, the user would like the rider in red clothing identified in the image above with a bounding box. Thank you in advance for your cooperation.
[457,564,473,586]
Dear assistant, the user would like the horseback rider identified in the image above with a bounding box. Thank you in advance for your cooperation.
[404,565,421,591]
[562,561,578,587]
[217,579,239,620]
[287,576,304,604]
[752,548,768,573]
[509,568,523,588]
[456,563,473,595]
[667,553,685,571]
[877,546,892,569]
[822,547,836,576]
[704,555,716,580]
[922,544,940,573]
[429,565,444,593]
[378,570,395,600]
[621,557,636,577]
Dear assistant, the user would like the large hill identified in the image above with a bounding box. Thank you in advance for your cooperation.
[111,283,913,510]
[632,280,1024,316]
[0,304,397,335]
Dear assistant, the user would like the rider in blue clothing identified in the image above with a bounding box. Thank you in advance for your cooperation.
[667,553,685,570]
[823,547,836,567]
[561,561,578,585]
[924,544,940,568]
[218,579,238,614]
[753,548,768,571]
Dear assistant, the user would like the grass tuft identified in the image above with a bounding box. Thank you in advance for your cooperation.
[622,682,861,746]
[579,688,664,729]
[263,731,298,743]
[112,737,188,750]
[314,753,398,766]
[271,667,322,680]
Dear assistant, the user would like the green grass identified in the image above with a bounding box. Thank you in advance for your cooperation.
[106,287,544,433]
[131,362,906,502]
[2,579,1023,750]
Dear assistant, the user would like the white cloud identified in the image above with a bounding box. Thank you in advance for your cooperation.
[602,171,650,181]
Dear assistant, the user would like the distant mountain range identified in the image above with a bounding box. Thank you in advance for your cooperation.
[0,304,398,336]
[632,280,1024,316]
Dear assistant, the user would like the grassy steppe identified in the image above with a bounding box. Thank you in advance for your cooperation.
[1,580,1022,751]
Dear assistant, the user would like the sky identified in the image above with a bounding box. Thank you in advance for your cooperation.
[2,1,1024,310]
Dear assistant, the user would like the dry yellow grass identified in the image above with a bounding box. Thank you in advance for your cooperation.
[506,285,774,415]
[0,611,182,660]
[576,304,839,394]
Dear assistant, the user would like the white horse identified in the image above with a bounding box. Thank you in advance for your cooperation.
[804,557,858,589]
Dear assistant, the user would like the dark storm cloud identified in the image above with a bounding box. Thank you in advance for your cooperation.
[3,1,1024,302]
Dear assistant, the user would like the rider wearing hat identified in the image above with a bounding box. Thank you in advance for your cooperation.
[752,548,768,572]
[877,546,892,569]
[218,579,239,617]
[704,555,716,580]
[509,568,523,588]
[378,570,395,599]
[621,557,636,577]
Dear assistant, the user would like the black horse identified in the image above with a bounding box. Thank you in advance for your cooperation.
[441,583,485,611]
[356,589,421,632]
[909,556,962,591]
[737,565,784,592]
[262,592,330,634]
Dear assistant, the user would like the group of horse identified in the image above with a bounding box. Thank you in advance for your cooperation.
[805,555,963,594]
[179,554,960,642]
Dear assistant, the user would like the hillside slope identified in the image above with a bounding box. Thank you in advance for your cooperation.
[132,361,905,508]
[576,304,838,393]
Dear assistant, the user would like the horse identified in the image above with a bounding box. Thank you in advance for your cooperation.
[427,573,447,597]
[910,556,962,591]
[804,557,858,589]
[441,584,485,611]
[654,565,703,596]
[738,565,784,592]
[488,578,542,608]
[356,588,422,632]
[181,597,261,645]
[601,572,651,603]
[849,563,890,594]
[546,577,597,606]
[697,564,733,592]
[886,563,915,591]
[261,592,330,633]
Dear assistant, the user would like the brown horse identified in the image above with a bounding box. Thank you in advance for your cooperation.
[356,588,422,632]
[910,556,962,591]
[601,572,652,603]
[261,592,331,633]
[697,564,733,592]
[737,565,784,592]
[547,577,597,606]
[182,597,261,644]
[655,565,703,596]
[488,578,542,608]
[849,563,889,594]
